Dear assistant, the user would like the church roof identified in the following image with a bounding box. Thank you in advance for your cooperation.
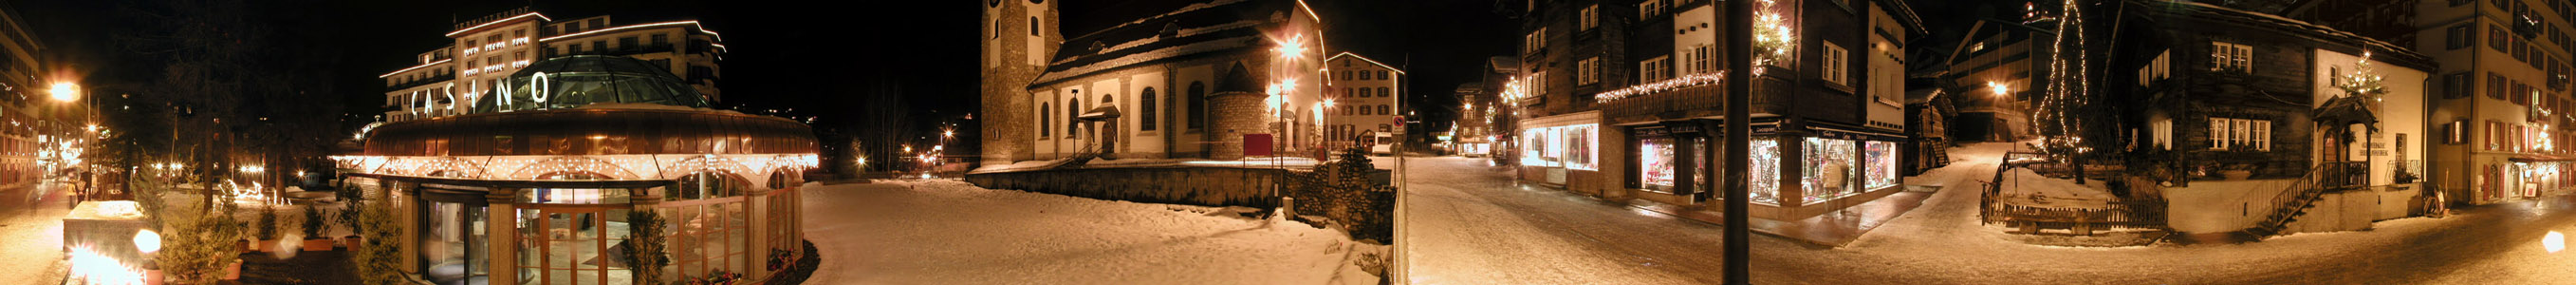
[1032,0,1301,86]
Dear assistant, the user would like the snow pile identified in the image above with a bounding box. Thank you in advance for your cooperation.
[1996,168,2118,210]
[799,180,1380,284]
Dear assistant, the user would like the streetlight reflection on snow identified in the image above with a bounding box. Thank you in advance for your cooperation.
[2548,231,2567,253]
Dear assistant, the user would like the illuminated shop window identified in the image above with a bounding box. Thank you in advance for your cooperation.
[1865,141,1900,190]
[1750,137,1782,205]
[1640,137,1705,194]
[1803,137,1862,204]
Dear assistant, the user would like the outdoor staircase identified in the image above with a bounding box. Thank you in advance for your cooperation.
[2242,163,2358,238]
[1930,142,1953,168]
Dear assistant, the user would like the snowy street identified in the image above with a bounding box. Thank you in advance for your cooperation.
[1399,150,2576,284]
[798,180,1382,285]
[0,182,68,285]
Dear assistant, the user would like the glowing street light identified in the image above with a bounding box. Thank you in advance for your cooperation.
[943,129,954,138]
[1272,34,1307,61]
[48,82,78,103]
[1989,81,2010,97]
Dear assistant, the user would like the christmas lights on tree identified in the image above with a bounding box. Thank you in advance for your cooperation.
[1753,0,1796,73]
[2036,0,2089,154]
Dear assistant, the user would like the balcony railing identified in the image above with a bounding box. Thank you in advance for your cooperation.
[1599,77,1786,121]
[387,74,457,90]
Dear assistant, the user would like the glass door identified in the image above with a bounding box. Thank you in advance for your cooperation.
[522,205,631,285]
[418,199,489,284]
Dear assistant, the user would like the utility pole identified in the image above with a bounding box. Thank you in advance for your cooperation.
[1723,0,1753,284]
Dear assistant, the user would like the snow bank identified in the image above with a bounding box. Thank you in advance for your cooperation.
[1996,168,2119,210]
[798,180,1378,284]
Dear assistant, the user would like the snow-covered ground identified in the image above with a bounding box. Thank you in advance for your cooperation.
[0,182,70,285]
[1409,142,2576,283]
[800,180,1383,285]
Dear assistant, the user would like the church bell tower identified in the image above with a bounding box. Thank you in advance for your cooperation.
[982,0,1058,164]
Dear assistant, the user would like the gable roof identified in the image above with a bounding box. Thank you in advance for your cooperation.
[1327,52,1404,73]
[1031,0,1305,86]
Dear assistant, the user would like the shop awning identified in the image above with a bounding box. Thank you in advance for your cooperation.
[2510,154,2576,162]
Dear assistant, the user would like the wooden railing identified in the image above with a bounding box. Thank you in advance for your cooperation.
[1979,151,2168,234]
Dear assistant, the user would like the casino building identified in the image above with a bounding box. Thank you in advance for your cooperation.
[340,55,814,284]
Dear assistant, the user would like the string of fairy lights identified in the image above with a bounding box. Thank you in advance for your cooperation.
[1594,0,1790,104]
[2037,0,2089,154]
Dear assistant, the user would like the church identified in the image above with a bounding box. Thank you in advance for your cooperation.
[981,0,1326,165]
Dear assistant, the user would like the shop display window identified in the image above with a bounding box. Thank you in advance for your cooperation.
[1750,137,1782,205]
[1803,137,1862,204]
[1866,141,1900,189]
[1565,124,1599,170]
[1518,124,1600,170]
[1648,136,1710,193]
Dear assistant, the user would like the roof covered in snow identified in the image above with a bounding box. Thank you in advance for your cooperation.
[1031,0,1298,86]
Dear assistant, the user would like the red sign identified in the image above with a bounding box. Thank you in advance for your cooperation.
[1244,134,1273,157]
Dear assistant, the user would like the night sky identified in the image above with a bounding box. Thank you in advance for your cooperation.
[3,0,2006,155]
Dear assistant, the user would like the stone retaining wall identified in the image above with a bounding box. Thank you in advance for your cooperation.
[964,165,1388,208]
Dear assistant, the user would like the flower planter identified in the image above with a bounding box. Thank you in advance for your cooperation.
[2220,170,2252,180]
[303,238,335,251]
[343,236,363,250]
[239,239,253,253]
[226,259,242,280]
[144,269,164,285]
[257,239,281,253]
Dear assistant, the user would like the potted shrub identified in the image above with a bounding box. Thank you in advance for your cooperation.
[2219,163,2255,180]
[256,208,280,253]
[302,205,334,251]
[141,260,162,285]
[225,258,241,280]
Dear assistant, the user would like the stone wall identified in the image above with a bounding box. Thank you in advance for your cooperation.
[966,165,1389,208]
[1207,91,1268,160]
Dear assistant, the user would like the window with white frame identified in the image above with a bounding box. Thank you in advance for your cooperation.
[1640,56,1670,83]
[1579,57,1600,85]
[2209,117,2270,151]
[2211,41,2252,72]
[1581,5,1598,30]
[1823,43,1849,86]
[1531,69,1548,96]
[1693,44,1713,75]
[1526,28,1547,54]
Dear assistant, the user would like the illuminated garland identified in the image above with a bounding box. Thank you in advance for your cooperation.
[2036,0,2088,154]
[1592,71,1725,104]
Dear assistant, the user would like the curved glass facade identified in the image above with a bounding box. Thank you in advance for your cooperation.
[474,55,709,113]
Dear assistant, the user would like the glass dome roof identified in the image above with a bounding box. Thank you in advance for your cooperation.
[473,55,708,113]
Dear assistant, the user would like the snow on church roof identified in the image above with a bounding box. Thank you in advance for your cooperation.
[1031,0,1299,86]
